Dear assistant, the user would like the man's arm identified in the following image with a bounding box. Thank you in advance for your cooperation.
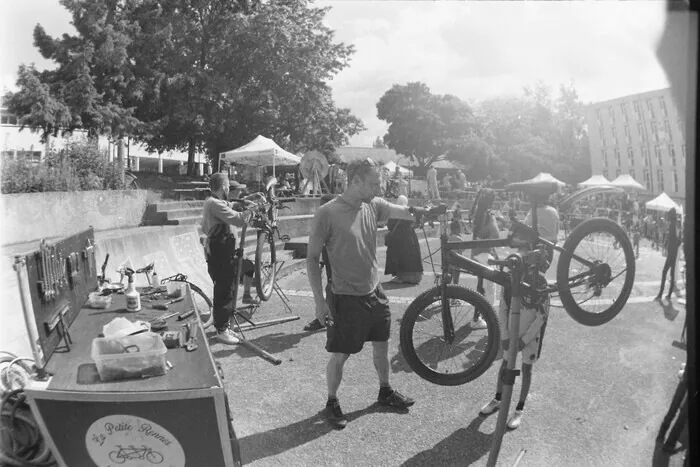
[373,197,416,221]
[307,213,330,322]
[212,200,252,227]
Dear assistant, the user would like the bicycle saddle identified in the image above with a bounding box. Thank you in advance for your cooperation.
[505,180,559,199]
[136,263,154,274]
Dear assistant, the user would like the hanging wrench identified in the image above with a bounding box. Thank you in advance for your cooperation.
[39,240,49,300]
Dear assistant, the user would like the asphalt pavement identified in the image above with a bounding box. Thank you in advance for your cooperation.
[213,238,688,466]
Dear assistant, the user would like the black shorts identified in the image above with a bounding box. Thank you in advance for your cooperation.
[325,285,391,355]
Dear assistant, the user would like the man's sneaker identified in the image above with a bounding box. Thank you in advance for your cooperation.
[242,295,260,305]
[217,328,241,345]
[304,319,325,331]
[324,400,347,429]
[507,410,523,429]
[471,316,488,330]
[377,389,415,409]
[480,398,501,416]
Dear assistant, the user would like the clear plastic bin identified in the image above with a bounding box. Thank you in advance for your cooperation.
[91,332,167,382]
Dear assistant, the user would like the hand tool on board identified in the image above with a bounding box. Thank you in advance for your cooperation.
[185,319,198,352]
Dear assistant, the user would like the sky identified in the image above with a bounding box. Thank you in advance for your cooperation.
[1,0,671,148]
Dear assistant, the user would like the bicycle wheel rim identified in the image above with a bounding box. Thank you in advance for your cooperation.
[189,284,213,330]
[255,231,275,301]
[400,285,500,386]
[557,218,635,326]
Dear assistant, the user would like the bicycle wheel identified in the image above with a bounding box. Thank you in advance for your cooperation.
[556,217,635,327]
[255,230,276,301]
[188,282,214,330]
[399,285,501,386]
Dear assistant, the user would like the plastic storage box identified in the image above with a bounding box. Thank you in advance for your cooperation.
[91,332,167,382]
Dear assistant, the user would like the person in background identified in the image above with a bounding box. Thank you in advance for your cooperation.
[397,171,409,198]
[655,208,682,301]
[480,190,558,430]
[456,170,467,191]
[201,174,258,345]
[465,188,501,330]
[442,173,453,193]
[307,158,425,429]
[427,166,440,200]
[384,195,423,284]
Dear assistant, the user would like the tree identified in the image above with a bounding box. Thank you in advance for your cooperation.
[376,82,479,170]
[6,0,364,175]
[373,136,386,148]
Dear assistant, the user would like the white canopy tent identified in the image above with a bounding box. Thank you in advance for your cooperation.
[528,172,567,186]
[383,160,412,176]
[610,174,644,190]
[578,175,612,187]
[219,135,302,177]
[645,192,684,215]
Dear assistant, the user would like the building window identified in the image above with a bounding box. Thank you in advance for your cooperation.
[647,98,655,119]
[657,167,664,191]
[624,124,630,143]
[638,122,646,142]
[669,144,676,166]
[609,106,615,121]
[596,108,602,124]
[630,168,636,181]
[621,102,628,122]
[673,170,679,193]
[602,149,608,167]
[627,147,634,167]
[664,120,672,139]
[0,113,18,125]
[659,96,668,117]
[642,146,649,162]
[633,101,641,120]
[616,168,622,178]
[599,126,605,141]
[651,121,659,142]
[654,145,663,167]
[644,168,652,191]
[615,148,621,166]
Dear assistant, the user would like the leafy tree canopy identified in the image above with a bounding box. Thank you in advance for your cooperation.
[6,0,364,175]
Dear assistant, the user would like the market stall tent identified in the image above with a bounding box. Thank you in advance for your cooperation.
[528,172,567,186]
[610,174,644,190]
[578,175,612,187]
[383,160,412,176]
[219,135,301,176]
[645,192,684,215]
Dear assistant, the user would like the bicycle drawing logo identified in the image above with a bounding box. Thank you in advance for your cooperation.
[108,444,164,464]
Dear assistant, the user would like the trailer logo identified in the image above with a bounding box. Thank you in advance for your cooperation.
[86,415,185,466]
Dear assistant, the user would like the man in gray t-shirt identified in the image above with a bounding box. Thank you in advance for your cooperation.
[307,158,425,429]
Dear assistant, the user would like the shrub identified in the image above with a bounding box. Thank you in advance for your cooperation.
[1,137,129,193]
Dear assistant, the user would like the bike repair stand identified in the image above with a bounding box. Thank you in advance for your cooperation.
[487,253,525,467]
[232,261,299,333]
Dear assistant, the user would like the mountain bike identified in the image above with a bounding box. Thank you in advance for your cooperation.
[399,181,635,387]
[236,177,295,301]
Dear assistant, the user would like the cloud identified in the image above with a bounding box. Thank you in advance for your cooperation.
[320,0,670,146]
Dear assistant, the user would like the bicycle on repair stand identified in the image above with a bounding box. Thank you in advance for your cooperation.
[400,179,635,467]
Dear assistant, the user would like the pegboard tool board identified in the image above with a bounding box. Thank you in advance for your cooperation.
[16,227,98,362]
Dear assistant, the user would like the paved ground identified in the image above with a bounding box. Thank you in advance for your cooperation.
[212,237,688,466]
[1,231,688,466]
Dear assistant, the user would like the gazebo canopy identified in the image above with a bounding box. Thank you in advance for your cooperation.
[528,172,566,186]
[610,174,644,190]
[645,192,683,215]
[219,135,301,171]
[578,175,612,187]
[382,160,411,176]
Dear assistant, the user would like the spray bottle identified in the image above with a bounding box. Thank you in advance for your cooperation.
[124,268,141,312]
[151,261,160,290]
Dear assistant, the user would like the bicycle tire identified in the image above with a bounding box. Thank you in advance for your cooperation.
[556,217,635,327]
[399,285,501,386]
[255,230,276,301]
[187,282,214,330]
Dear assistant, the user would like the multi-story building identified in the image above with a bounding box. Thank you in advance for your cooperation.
[584,88,687,205]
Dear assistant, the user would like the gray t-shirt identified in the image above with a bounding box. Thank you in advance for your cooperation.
[310,196,392,296]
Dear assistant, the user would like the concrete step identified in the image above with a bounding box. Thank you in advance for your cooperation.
[153,200,205,212]
[165,208,203,220]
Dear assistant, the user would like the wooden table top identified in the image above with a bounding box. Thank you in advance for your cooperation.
[45,287,220,393]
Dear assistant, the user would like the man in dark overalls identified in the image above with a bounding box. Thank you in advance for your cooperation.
[202,173,258,345]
